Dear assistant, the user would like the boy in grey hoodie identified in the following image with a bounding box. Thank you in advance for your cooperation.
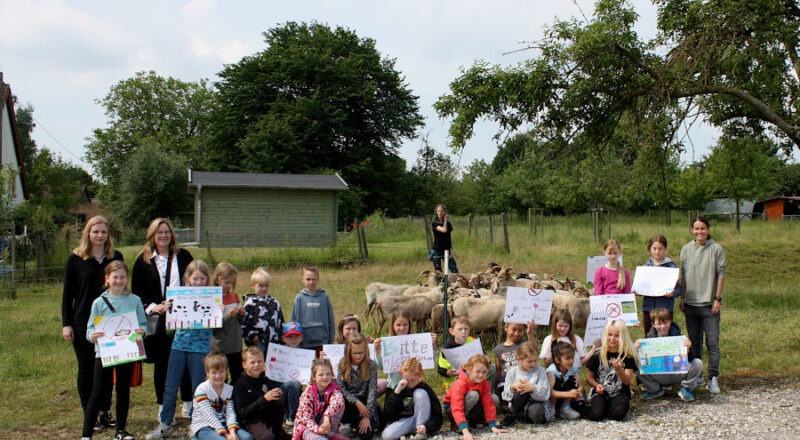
[290,266,335,354]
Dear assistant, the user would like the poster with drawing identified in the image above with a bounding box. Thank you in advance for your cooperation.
[589,293,639,326]
[95,311,147,367]
[379,333,435,373]
[637,336,689,375]
[166,286,223,330]
[586,255,624,284]
[441,338,484,371]
[583,313,608,347]
[323,343,377,376]
[504,287,554,325]
[265,344,315,385]
[631,266,680,297]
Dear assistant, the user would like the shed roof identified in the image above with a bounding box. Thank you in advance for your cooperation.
[188,170,348,191]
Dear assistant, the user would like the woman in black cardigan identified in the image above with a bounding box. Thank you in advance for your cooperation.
[131,218,193,419]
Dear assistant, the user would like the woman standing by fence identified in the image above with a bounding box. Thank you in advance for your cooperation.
[430,204,459,274]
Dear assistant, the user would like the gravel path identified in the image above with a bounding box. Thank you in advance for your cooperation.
[430,382,799,440]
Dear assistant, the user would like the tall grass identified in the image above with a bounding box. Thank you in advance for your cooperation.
[1,214,798,437]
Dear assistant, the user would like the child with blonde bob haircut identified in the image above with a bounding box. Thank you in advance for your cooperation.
[443,355,508,440]
[293,359,346,440]
[585,320,639,421]
[336,334,379,440]
[381,358,443,440]
[594,239,631,295]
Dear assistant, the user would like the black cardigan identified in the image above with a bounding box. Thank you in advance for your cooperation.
[61,250,124,331]
[131,248,193,333]
[383,381,443,435]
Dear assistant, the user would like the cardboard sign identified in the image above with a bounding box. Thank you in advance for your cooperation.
[265,344,315,385]
[441,338,484,371]
[631,266,680,297]
[95,311,147,367]
[166,286,223,330]
[504,286,554,325]
[379,333,435,373]
[637,336,689,375]
[322,343,377,376]
[582,312,608,347]
[589,293,639,326]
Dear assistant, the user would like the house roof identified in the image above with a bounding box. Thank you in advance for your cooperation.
[755,196,800,203]
[188,170,348,191]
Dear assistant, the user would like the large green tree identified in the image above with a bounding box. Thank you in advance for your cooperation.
[208,22,423,219]
[85,71,215,209]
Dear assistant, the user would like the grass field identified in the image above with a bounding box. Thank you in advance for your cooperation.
[1,213,798,438]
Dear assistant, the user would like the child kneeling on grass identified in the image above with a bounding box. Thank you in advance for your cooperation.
[191,352,253,440]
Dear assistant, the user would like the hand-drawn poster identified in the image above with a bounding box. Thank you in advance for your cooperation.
[166,286,223,330]
[322,343,377,376]
[504,287,554,325]
[265,344,315,385]
[589,293,639,326]
[586,255,624,284]
[379,333,435,373]
[441,338,484,371]
[637,336,689,375]
[583,313,608,347]
[631,266,680,297]
[95,311,146,367]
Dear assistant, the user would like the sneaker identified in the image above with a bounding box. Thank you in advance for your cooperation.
[145,423,173,439]
[677,387,695,402]
[500,415,516,427]
[181,401,193,418]
[338,423,352,436]
[411,434,427,440]
[707,376,720,394]
[115,430,135,440]
[100,411,117,428]
[642,388,665,400]
[93,421,105,433]
[559,405,581,420]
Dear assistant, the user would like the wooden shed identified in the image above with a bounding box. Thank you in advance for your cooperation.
[187,170,348,247]
[752,196,800,221]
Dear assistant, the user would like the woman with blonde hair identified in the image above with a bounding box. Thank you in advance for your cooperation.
[62,215,124,430]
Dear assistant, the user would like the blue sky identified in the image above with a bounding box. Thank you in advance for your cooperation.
[0,0,718,175]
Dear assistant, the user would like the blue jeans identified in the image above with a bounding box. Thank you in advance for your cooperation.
[160,350,207,425]
[430,249,458,274]
[684,304,720,378]
[280,380,302,420]
[196,427,253,440]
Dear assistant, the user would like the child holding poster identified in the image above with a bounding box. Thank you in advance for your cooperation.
[147,260,218,440]
[500,343,551,427]
[335,334,380,440]
[438,317,496,393]
[539,310,594,369]
[635,308,703,402]
[443,354,508,440]
[82,261,147,440]
[381,358,443,440]
[585,320,639,422]
[639,235,682,334]
[275,322,305,426]
[374,311,438,390]
[593,239,631,295]
[293,358,346,440]
[211,262,245,382]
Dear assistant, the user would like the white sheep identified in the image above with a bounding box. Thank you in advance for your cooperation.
[364,282,412,318]
[374,293,441,336]
[551,292,590,328]
[450,296,507,337]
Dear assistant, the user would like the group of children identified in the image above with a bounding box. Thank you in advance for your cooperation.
[80,233,710,440]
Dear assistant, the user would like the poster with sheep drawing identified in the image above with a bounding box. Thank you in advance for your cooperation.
[504,287,554,325]
[166,286,223,330]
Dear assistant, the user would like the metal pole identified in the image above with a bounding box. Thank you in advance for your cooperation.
[442,249,450,346]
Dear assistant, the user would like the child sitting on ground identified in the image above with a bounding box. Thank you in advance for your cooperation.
[335,334,380,440]
[293,358,346,440]
[493,321,536,399]
[381,357,443,440]
[438,317,496,393]
[191,351,253,440]
[635,308,704,402]
[443,354,508,440]
[234,347,287,440]
[500,342,551,427]
[585,320,639,422]
[546,342,584,420]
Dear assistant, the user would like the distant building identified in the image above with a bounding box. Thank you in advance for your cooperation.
[752,196,800,221]
[187,170,348,248]
[0,73,30,206]
[703,198,755,220]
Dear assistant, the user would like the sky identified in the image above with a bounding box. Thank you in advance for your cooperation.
[0,0,720,175]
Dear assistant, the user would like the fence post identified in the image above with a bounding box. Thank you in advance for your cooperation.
[359,224,369,262]
[528,208,532,234]
[468,214,474,238]
[501,212,510,253]
[488,215,494,244]
[423,216,432,251]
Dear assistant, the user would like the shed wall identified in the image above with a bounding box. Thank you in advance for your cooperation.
[764,200,784,222]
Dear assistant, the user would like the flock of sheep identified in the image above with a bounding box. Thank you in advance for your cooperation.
[364,264,592,340]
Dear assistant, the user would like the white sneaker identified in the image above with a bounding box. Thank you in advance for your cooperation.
[339,424,352,436]
[145,423,173,439]
[181,400,192,418]
[559,405,581,420]
[707,376,720,394]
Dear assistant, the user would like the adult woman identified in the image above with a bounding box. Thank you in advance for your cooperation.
[132,218,194,419]
[679,216,726,394]
[61,215,124,427]
[430,204,459,274]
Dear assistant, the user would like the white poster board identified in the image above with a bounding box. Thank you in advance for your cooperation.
[166,286,223,330]
[582,313,608,347]
[380,333,435,373]
[504,287,554,325]
[631,266,680,297]
[441,338,484,371]
[637,336,689,375]
[589,293,639,326]
[265,344,315,385]
[586,255,623,284]
[95,311,147,367]
[322,343,377,376]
